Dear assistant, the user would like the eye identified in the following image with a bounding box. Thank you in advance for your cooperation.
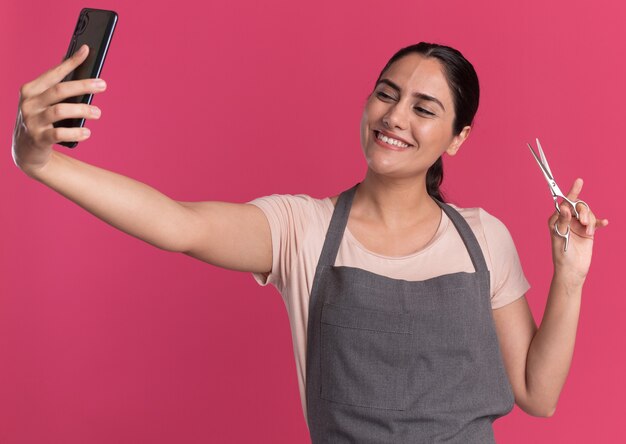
[375,91,395,101]
[414,107,434,116]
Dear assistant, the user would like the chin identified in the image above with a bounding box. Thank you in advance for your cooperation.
[365,150,426,181]
[365,147,403,168]
[366,159,408,179]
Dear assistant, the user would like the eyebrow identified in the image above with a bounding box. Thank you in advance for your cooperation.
[375,78,446,112]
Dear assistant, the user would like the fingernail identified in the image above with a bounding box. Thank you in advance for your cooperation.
[93,79,106,89]
[82,127,91,137]
[91,106,101,117]
[77,44,87,55]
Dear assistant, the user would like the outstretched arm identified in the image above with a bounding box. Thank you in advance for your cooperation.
[13,45,272,274]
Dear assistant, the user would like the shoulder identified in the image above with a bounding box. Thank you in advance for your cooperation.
[445,202,529,308]
[444,203,519,270]
[249,192,327,207]
[446,203,513,241]
[249,193,330,215]
[247,193,334,232]
[247,193,332,289]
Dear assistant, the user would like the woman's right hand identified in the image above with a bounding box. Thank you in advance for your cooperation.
[12,44,107,177]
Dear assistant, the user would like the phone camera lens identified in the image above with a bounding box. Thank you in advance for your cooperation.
[76,13,89,35]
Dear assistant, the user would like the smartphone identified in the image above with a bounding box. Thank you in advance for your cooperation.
[53,8,118,148]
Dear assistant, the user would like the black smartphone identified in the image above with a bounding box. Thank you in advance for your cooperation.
[53,8,118,148]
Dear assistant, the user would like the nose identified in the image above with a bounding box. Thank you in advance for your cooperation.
[382,102,408,130]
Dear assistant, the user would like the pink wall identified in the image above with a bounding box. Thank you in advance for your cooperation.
[1,0,624,442]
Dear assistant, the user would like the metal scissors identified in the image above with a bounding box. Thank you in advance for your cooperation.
[527,138,590,252]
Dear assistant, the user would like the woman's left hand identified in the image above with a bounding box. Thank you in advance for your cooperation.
[549,178,609,283]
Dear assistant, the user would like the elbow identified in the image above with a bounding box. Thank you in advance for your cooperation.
[520,401,557,418]
[517,392,557,418]
[537,406,557,418]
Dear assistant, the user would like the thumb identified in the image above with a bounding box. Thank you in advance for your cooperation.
[555,204,572,236]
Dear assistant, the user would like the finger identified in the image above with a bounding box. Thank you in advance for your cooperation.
[576,201,591,225]
[548,211,558,226]
[595,218,609,230]
[572,215,608,237]
[566,177,584,202]
[36,78,107,109]
[548,211,559,233]
[586,210,597,236]
[39,125,92,146]
[21,45,90,99]
[556,204,572,235]
[40,103,101,126]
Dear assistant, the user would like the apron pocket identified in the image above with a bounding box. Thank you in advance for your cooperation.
[320,302,412,411]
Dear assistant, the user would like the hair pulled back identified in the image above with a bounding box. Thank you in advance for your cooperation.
[375,42,480,202]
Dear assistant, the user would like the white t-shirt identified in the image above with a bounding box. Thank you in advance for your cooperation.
[248,193,530,422]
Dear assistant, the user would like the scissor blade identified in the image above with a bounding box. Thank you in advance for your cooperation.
[527,143,554,184]
[535,138,554,179]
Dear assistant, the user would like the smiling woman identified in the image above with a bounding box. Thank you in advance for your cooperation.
[360,50,472,202]
[248,42,606,442]
[360,44,479,206]
[12,40,607,443]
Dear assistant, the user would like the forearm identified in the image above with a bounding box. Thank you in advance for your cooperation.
[25,150,192,252]
[525,270,583,416]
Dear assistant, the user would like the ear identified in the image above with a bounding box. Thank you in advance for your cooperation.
[445,125,471,157]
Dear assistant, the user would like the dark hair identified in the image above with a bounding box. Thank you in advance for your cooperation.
[374,42,480,202]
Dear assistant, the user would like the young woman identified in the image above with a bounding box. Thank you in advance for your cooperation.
[13,42,607,443]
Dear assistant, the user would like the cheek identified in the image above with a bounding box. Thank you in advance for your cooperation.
[359,109,371,148]
[414,120,452,145]
[360,98,385,144]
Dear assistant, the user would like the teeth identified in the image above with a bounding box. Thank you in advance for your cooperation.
[377,131,409,148]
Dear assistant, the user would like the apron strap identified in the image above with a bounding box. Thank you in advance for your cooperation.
[316,183,358,269]
[435,200,488,273]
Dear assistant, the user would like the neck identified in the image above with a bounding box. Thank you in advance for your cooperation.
[353,169,440,229]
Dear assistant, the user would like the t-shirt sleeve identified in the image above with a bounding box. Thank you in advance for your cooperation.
[479,209,531,309]
[246,194,311,292]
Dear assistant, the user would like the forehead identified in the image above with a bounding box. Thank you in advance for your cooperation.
[380,54,452,107]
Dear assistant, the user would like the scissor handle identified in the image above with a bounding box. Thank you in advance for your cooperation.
[554,220,571,252]
[554,198,590,220]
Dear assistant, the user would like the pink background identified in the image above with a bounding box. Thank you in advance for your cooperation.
[1,0,624,442]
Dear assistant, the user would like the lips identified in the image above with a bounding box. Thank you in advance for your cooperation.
[373,130,414,150]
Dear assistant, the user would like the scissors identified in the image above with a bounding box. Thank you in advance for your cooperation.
[527,138,590,252]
